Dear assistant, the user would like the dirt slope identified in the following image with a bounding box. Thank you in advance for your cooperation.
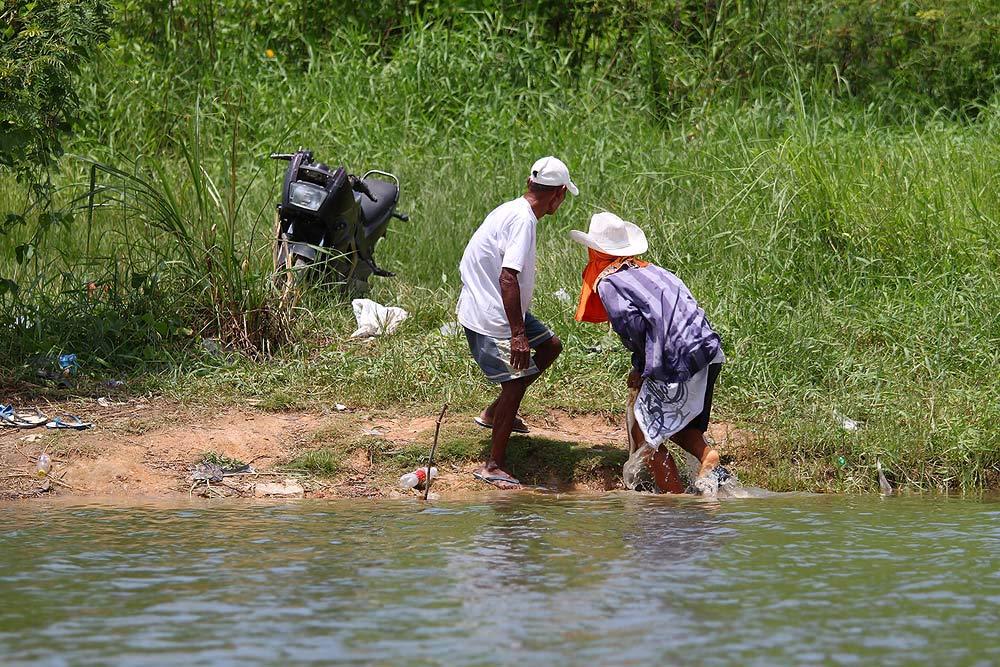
[1,398,743,501]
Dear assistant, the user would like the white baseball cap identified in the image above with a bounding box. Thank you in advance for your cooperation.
[529,156,579,196]
[569,211,648,256]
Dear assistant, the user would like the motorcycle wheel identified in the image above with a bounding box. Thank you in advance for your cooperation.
[273,213,311,280]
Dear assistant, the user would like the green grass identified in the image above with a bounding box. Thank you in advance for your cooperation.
[198,451,248,470]
[2,10,1000,493]
[283,449,346,477]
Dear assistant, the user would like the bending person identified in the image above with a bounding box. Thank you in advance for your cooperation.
[570,212,728,494]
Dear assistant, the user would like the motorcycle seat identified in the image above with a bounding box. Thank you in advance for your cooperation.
[360,177,399,231]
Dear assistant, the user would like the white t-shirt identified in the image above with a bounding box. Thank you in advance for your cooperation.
[457,197,537,338]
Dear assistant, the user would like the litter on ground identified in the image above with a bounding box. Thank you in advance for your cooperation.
[350,299,408,338]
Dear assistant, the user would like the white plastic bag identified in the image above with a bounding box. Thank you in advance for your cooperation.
[350,299,409,338]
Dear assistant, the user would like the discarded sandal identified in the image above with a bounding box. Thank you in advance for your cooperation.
[472,472,521,488]
[0,405,47,428]
[45,415,93,430]
[13,407,47,427]
[474,416,530,434]
[0,405,16,427]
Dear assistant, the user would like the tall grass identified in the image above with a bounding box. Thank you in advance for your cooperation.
[1,10,999,491]
[0,94,288,368]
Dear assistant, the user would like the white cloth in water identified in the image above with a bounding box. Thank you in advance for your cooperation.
[633,349,726,447]
[350,299,409,338]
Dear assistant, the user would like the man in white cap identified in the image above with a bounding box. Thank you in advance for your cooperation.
[569,211,731,495]
[457,156,578,489]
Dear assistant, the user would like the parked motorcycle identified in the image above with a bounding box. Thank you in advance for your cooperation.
[270,148,407,294]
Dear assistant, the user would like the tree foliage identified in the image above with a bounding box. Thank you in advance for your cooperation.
[108,1,1000,120]
[0,0,112,185]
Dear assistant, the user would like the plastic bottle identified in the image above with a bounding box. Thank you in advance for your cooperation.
[398,466,438,489]
[36,453,51,477]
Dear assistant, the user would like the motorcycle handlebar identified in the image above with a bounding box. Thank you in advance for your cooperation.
[272,154,381,203]
[350,176,378,202]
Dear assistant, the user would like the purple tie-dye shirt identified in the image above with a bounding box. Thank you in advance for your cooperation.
[596,264,721,383]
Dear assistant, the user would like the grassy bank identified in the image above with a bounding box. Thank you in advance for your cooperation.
[2,7,999,493]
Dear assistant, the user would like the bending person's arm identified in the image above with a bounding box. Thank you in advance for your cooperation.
[500,267,530,370]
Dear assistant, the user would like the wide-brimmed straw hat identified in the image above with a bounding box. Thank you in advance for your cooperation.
[569,211,647,256]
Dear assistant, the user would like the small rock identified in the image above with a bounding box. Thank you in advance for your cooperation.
[254,479,304,498]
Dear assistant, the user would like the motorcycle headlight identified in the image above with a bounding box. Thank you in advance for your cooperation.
[288,182,327,211]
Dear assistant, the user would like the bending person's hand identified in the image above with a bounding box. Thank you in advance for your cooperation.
[627,369,643,389]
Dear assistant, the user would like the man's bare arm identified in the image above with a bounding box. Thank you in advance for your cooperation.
[499,267,530,370]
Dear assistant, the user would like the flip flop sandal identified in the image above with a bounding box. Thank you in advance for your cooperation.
[472,472,521,487]
[45,414,94,430]
[0,404,37,428]
[0,404,16,425]
[13,407,47,428]
[473,416,530,434]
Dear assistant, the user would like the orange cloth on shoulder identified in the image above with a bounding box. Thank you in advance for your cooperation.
[574,249,648,323]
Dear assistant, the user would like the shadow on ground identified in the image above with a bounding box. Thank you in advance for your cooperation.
[499,434,628,490]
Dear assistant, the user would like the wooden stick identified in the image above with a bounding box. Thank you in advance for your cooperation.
[3,473,78,490]
[48,477,77,490]
[424,403,448,500]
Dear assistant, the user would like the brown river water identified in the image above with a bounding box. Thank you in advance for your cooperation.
[1,492,998,666]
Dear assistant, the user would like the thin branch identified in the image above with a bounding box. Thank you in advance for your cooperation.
[424,403,449,500]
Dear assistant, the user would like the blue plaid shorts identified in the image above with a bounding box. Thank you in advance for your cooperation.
[463,312,554,383]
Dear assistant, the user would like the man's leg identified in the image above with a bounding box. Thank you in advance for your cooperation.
[530,335,562,374]
[649,446,685,494]
[669,363,721,480]
[477,335,561,488]
[478,377,529,489]
[480,336,562,423]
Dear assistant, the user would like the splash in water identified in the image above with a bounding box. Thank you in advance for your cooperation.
[623,447,758,498]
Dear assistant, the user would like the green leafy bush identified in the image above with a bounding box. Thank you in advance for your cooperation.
[0,0,111,182]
